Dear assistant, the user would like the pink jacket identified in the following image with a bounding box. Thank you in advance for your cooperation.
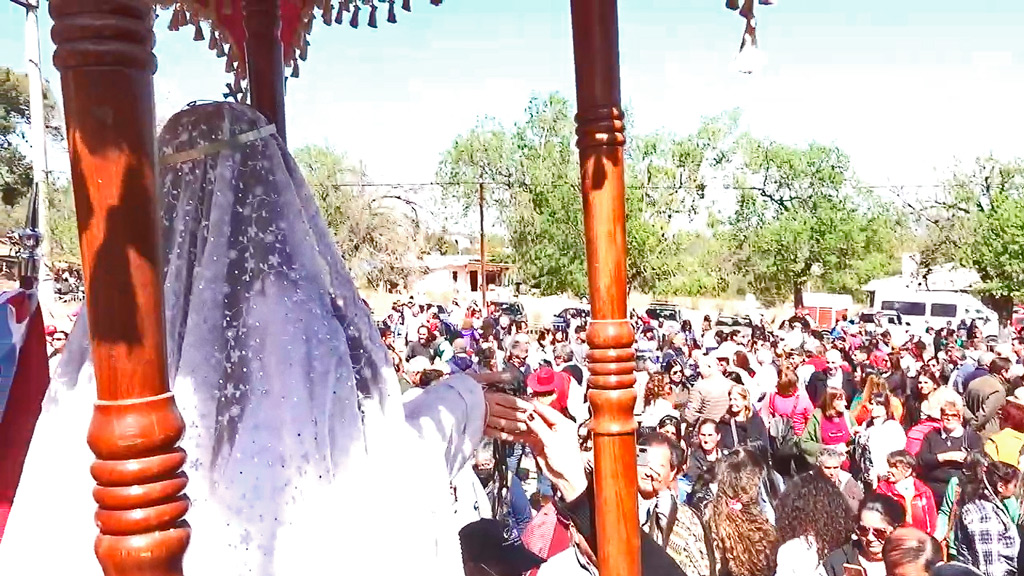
[760,390,814,436]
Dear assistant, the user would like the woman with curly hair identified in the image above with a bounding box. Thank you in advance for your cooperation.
[708,447,777,576]
[774,470,856,575]
[641,372,680,427]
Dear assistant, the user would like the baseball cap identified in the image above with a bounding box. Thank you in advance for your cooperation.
[459,519,545,574]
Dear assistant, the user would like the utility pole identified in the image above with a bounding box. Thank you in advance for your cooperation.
[478,181,486,311]
[20,0,51,294]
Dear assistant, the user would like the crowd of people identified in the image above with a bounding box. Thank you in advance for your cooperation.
[7,100,1019,576]
[383,298,1024,576]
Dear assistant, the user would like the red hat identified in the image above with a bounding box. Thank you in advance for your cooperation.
[527,366,563,395]
[44,324,57,336]
[527,368,555,394]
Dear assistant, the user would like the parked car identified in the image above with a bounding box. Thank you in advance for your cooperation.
[645,302,683,326]
[714,314,754,337]
[492,300,527,324]
[428,303,450,322]
[553,306,590,332]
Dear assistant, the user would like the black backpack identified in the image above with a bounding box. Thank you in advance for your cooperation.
[765,393,800,459]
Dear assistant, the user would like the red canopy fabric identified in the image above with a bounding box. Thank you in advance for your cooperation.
[159,0,442,91]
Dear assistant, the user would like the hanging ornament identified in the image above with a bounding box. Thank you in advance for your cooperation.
[350,3,360,27]
[193,22,205,42]
[368,2,378,27]
[387,0,397,23]
[402,0,410,11]
[728,0,770,74]
[323,0,333,24]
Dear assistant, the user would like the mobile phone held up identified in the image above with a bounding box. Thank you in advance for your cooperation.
[637,445,649,467]
[842,563,866,576]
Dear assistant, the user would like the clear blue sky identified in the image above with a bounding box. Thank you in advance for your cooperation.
[2,0,1023,194]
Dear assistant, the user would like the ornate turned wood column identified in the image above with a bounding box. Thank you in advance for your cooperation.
[243,0,287,142]
[50,1,190,574]
[569,1,640,576]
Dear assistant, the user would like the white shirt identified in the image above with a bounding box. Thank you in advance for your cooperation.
[866,419,908,484]
[640,399,679,427]
[796,363,816,388]
[450,463,492,530]
[776,536,821,576]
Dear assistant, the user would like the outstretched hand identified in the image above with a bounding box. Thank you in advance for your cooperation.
[524,401,589,502]
[483,390,534,442]
[475,376,589,502]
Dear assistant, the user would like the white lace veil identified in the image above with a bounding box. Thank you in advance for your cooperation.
[0,102,483,575]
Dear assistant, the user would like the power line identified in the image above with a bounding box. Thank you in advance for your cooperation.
[321,181,946,190]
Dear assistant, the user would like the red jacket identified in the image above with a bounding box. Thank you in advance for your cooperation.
[876,478,937,534]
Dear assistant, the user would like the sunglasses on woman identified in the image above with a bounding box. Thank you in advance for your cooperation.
[855,524,892,541]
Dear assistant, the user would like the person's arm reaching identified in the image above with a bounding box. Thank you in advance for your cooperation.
[519,400,688,576]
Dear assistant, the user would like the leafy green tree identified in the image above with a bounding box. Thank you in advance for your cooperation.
[46,181,80,263]
[0,66,63,207]
[728,137,905,306]
[438,94,587,294]
[624,111,738,296]
[293,144,423,289]
[438,94,732,296]
[923,158,1024,320]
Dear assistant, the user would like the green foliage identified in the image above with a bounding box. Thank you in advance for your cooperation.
[0,67,63,207]
[293,144,422,289]
[438,94,731,297]
[938,158,1024,305]
[0,181,81,265]
[48,182,80,263]
[726,138,905,306]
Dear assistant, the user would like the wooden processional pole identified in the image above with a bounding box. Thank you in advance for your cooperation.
[568,1,640,576]
[50,0,190,574]
[243,0,287,142]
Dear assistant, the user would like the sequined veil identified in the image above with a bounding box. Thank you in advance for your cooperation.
[0,102,484,575]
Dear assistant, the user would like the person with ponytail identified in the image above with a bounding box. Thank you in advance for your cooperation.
[953,453,1020,576]
[707,447,777,576]
[937,452,1021,562]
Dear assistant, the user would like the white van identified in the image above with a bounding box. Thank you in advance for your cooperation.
[869,290,998,337]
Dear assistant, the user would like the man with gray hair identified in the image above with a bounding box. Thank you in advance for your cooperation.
[554,342,589,422]
[818,446,863,512]
[506,339,532,379]
[554,342,585,387]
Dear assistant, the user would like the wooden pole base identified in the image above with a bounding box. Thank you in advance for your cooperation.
[50,0,190,573]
